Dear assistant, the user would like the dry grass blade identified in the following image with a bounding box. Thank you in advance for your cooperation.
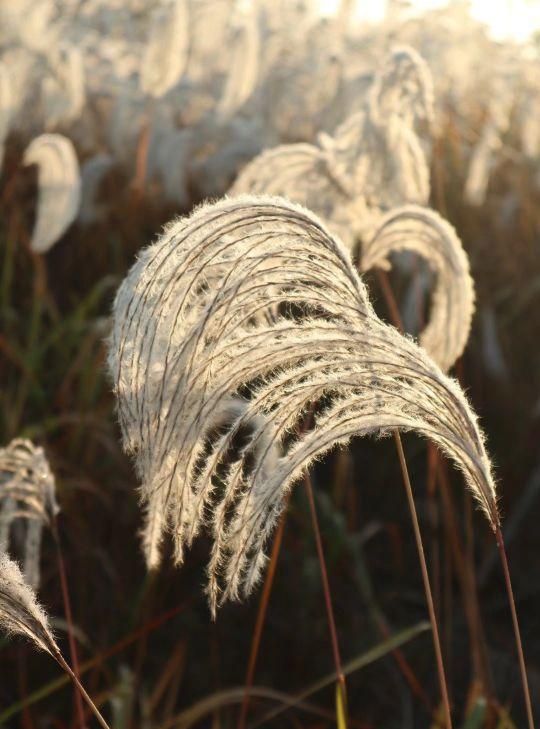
[361,205,475,371]
[23,133,81,254]
[0,438,59,588]
[109,195,498,616]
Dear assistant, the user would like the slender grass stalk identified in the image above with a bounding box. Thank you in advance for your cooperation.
[0,603,188,724]
[132,115,150,197]
[376,268,452,727]
[0,553,112,729]
[494,527,535,729]
[53,650,111,729]
[394,431,453,729]
[304,472,347,693]
[238,502,289,729]
[436,461,492,694]
[51,519,87,728]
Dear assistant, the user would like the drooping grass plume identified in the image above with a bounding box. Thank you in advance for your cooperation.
[0,552,111,729]
[0,439,59,589]
[0,551,58,654]
[231,45,434,249]
[108,195,498,614]
[23,133,81,253]
[217,0,260,118]
[464,77,513,206]
[140,0,190,99]
[361,205,475,372]
[41,43,85,129]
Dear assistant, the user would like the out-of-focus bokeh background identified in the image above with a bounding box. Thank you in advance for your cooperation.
[1,0,539,727]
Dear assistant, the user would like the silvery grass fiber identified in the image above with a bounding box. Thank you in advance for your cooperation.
[0,438,59,589]
[230,46,434,249]
[362,205,475,372]
[0,551,59,657]
[108,195,498,616]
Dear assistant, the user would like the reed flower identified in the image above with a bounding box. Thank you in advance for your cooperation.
[109,195,498,615]
[231,45,434,248]
[0,439,59,589]
[23,133,81,253]
[361,205,475,371]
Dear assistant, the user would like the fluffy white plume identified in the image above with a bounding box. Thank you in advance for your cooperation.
[464,76,514,206]
[231,45,433,247]
[0,439,59,589]
[217,1,261,118]
[140,0,190,99]
[109,195,498,614]
[41,44,86,129]
[361,206,475,371]
[0,551,59,655]
[24,133,81,253]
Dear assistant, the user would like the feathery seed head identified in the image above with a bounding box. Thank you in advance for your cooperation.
[0,439,59,589]
[23,133,81,253]
[0,551,59,656]
[108,195,497,615]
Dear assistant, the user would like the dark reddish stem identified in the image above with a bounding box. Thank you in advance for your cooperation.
[238,500,289,729]
[394,432,453,729]
[304,473,346,692]
[52,519,87,729]
[495,526,535,729]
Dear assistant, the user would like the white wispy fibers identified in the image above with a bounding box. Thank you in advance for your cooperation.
[0,550,111,729]
[368,45,434,131]
[0,439,60,589]
[23,133,81,253]
[464,77,513,206]
[140,0,190,99]
[0,61,12,174]
[109,195,498,615]
[41,44,86,129]
[361,205,475,372]
[217,1,260,118]
[0,551,58,654]
[231,45,434,248]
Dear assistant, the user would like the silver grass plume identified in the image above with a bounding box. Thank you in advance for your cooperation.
[231,141,457,374]
[23,133,81,253]
[41,43,86,129]
[0,552,112,729]
[0,551,59,655]
[230,141,370,249]
[361,205,475,372]
[0,439,59,589]
[368,45,434,131]
[464,77,513,206]
[108,195,498,615]
[217,0,260,119]
[231,45,434,248]
[140,0,190,99]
